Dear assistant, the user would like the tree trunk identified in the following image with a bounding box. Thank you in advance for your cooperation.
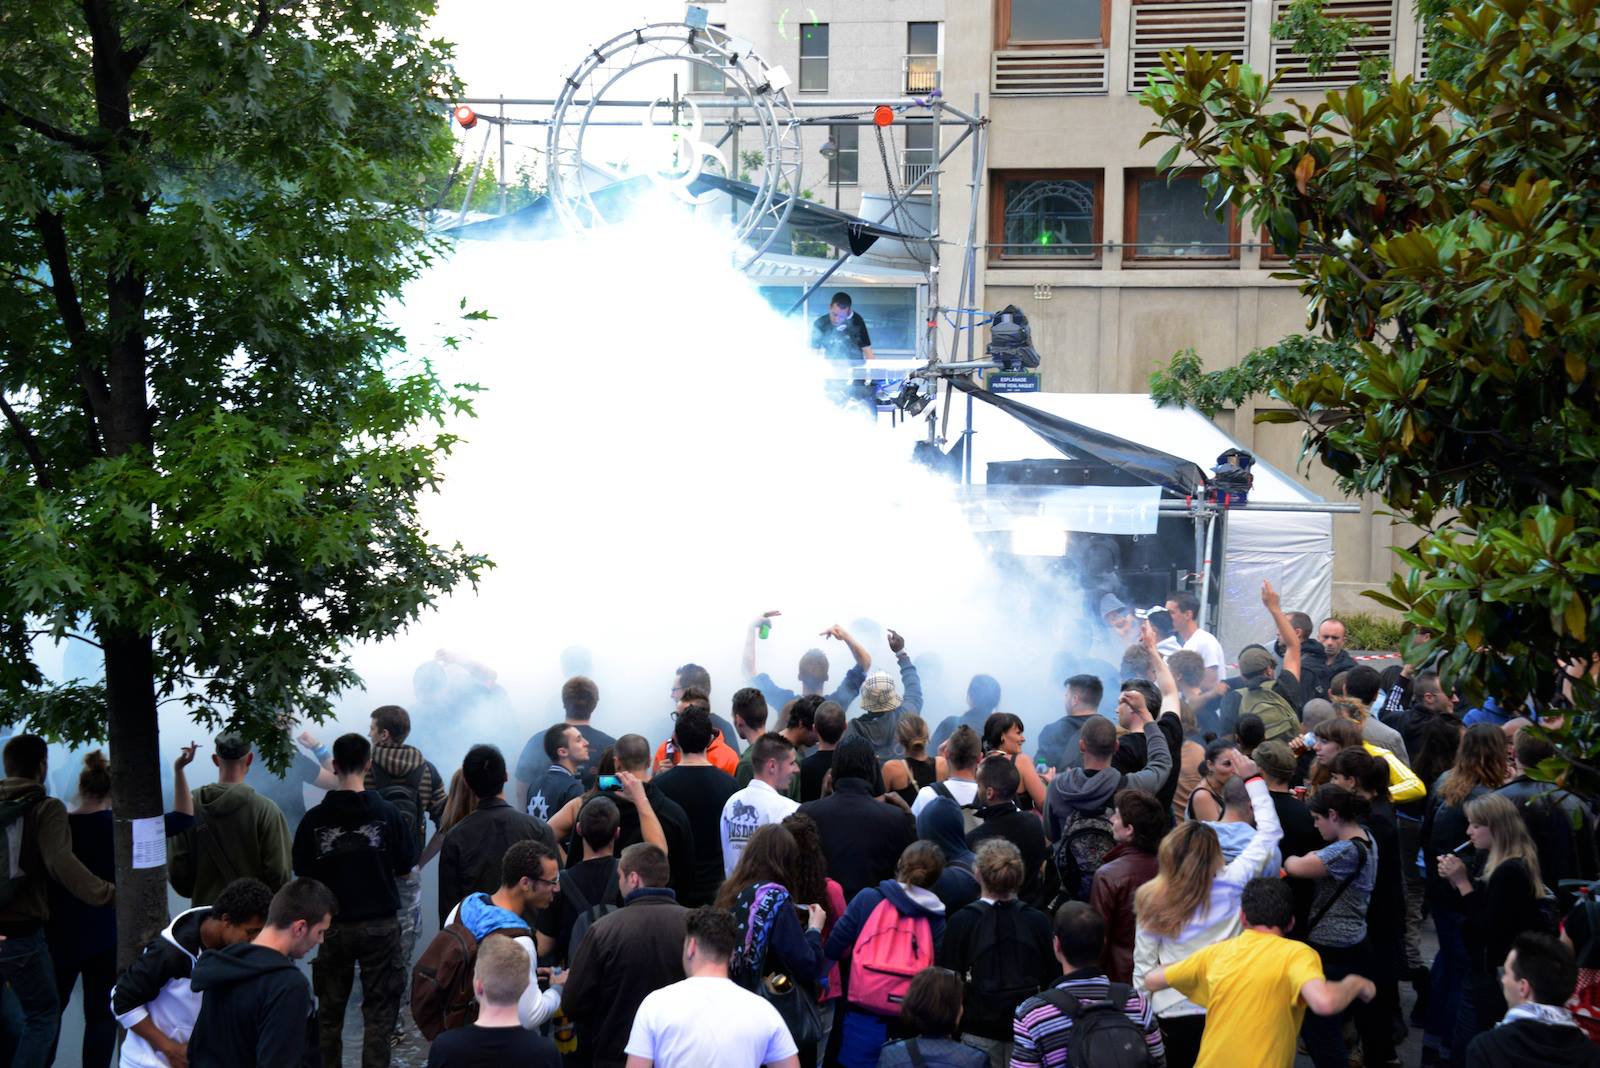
[103,629,170,969]
[84,0,164,969]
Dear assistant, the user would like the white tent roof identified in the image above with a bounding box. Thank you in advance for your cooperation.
[924,391,1334,657]
[963,392,1320,503]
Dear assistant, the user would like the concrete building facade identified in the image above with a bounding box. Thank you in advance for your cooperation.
[696,0,1424,612]
[690,0,946,212]
[931,0,1424,613]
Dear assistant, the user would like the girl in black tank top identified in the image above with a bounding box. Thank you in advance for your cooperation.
[883,714,941,805]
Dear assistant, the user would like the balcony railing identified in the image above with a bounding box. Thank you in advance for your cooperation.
[904,55,941,94]
[903,161,933,187]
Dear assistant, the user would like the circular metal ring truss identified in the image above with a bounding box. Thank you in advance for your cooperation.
[547,23,803,268]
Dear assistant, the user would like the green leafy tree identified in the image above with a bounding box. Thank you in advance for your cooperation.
[1140,0,1600,752]
[0,1,487,963]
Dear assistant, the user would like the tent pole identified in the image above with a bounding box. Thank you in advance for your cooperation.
[1198,506,1219,635]
[961,107,987,486]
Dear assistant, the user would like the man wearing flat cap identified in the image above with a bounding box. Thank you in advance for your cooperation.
[167,730,293,905]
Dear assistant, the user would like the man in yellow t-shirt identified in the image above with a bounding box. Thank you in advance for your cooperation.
[1143,877,1375,1068]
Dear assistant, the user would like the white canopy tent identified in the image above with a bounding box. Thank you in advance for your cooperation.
[910,392,1334,658]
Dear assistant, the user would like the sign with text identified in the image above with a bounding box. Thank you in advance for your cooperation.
[986,371,1041,394]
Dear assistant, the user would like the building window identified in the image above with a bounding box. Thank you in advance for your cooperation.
[903,121,936,187]
[990,170,1103,262]
[998,0,1109,47]
[1124,172,1238,261]
[800,22,829,91]
[827,124,859,185]
[690,25,727,93]
[906,22,941,93]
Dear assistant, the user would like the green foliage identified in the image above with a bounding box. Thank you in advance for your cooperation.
[792,236,834,258]
[426,145,545,217]
[1151,337,1362,418]
[0,1,488,765]
[1272,0,1374,74]
[1341,611,1405,653]
[1139,0,1600,731]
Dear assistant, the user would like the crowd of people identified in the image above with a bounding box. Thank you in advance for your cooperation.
[3,584,1600,1068]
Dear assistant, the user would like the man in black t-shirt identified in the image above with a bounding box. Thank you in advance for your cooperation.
[535,795,621,963]
[810,291,874,361]
[796,701,846,803]
[426,936,559,1068]
[811,291,877,414]
[651,708,739,907]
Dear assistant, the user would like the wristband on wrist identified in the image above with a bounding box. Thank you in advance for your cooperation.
[314,744,332,762]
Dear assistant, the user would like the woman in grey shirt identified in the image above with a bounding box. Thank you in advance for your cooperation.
[1285,784,1380,1068]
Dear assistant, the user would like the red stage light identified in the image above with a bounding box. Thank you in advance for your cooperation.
[453,105,478,129]
[873,105,894,127]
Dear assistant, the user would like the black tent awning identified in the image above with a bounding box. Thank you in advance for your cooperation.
[951,378,1208,497]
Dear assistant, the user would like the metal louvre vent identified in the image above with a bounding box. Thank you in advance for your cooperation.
[1269,0,1397,89]
[1128,1,1251,91]
[993,49,1111,95]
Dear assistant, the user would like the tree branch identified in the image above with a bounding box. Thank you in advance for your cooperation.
[247,1,279,39]
[0,101,95,152]
[34,210,108,455]
[0,394,53,490]
[3,269,52,291]
[26,629,101,650]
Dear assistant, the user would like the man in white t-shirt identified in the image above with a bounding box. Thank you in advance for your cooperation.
[624,906,800,1068]
[720,734,800,875]
[1164,589,1226,686]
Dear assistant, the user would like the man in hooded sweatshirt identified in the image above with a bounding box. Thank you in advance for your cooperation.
[167,730,293,905]
[1045,701,1173,844]
[188,876,336,1068]
[294,733,417,1068]
[843,630,922,760]
[0,734,117,1068]
[363,704,446,986]
[111,877,273,1068]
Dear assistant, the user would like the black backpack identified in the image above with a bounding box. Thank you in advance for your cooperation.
[371,763,426,846]
[1052,804,1118,904]
[560,860,621,960]
[1037,983,1151,1068]
[961,902,1047,1031]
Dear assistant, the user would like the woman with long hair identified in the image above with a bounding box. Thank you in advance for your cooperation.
[782,812,848,1059]
[1324,701,1426,803]
[716,823,829,1064]
[982,712,1046,810]
[1133,752,1280,1068]
[1284,784,1380,1068]
[883,714,939,806]
[1183,740,1237,822]
[1437,793,1550,1056]
[420,767,479,866]
[1421,722,1510,1065]
[48,747,195,1068]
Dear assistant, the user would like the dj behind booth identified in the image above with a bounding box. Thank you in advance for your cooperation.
[810,291,879,413]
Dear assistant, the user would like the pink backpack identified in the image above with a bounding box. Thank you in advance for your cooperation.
[848,897,933,1016]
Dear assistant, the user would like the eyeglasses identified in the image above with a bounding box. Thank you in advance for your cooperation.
[533,874,561,890]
